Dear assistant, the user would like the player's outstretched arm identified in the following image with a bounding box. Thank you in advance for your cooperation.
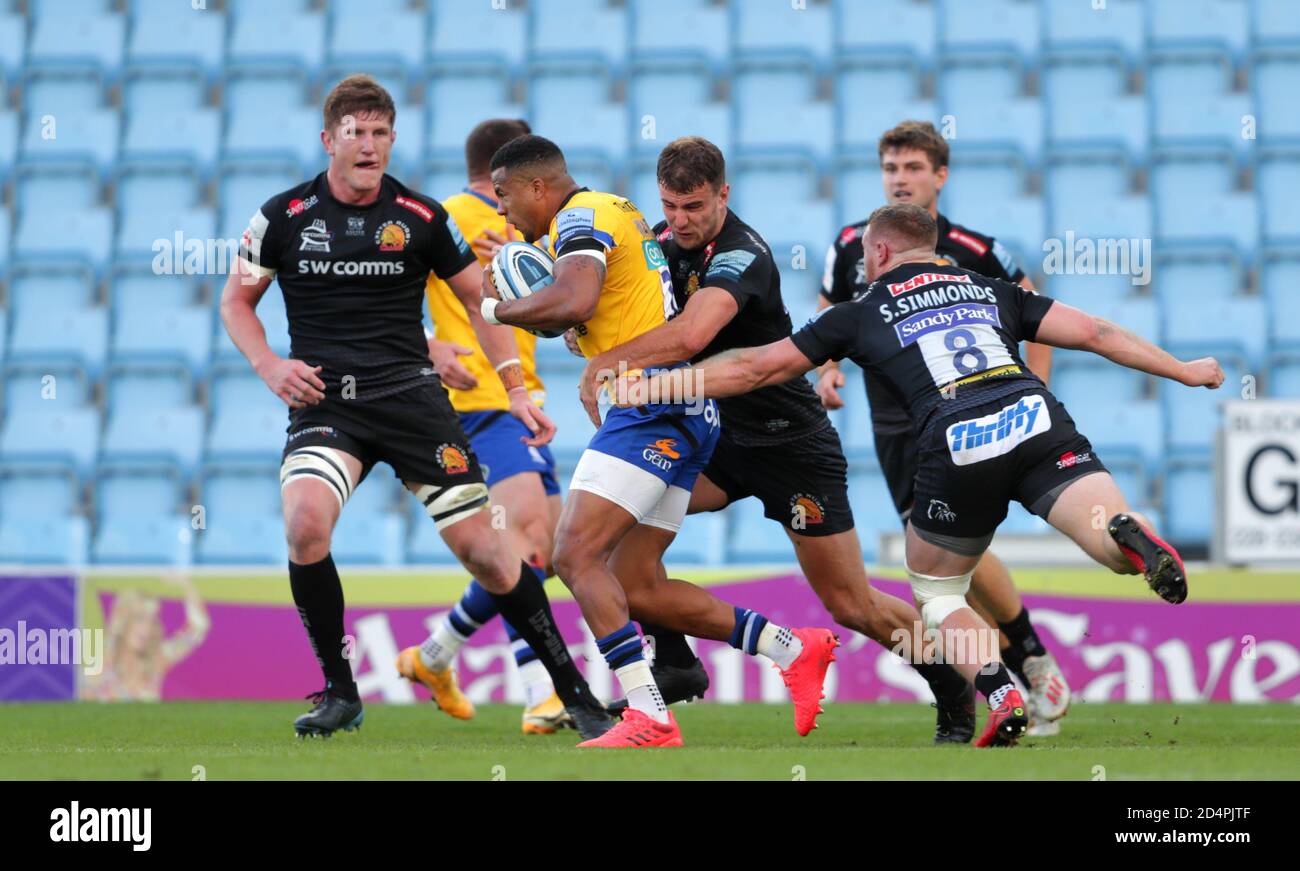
[219,260,325,409]
[578,286,739,426]
[1034,301,1224,389]
[615,338,815,406]
[486,252,603,334]
[447,261,555,447]
[811,294,846,409]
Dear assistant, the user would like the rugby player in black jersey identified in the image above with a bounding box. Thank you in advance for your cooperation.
[571,138,974,741]
[219,75,611,739]
[619,203,1223,746]
[819,120,1070,734]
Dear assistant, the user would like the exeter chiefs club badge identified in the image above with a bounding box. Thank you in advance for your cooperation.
[685,272,700,296]
[790,493,825,527]
[437,443,470,475]
[374,219,411,252]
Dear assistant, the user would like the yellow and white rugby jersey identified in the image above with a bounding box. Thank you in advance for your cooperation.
[543,188,676,359]
[424,189,546,412]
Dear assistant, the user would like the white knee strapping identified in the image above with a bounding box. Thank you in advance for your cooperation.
[412,481,490,530]
[906,564,974,631]
[281,447,355,509]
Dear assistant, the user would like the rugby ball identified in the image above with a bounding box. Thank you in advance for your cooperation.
[490,241,564,339]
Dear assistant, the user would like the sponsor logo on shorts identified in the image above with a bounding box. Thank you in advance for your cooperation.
[946,395,1051,466]
[287,425,337,442]
[1057,450,1092,470]
[374,219,411,252]
[286,195,319,218]
[299,219,332,252]
[888,270,973,297]
[927,499,957,522]
[437,444,470,474]
[790,493,825,526]
[395,195,434,223]
[642,438,679,470]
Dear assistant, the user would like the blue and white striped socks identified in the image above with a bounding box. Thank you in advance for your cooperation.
[729,607,802,670]
[420,579,497,671]
[597,622,668,723]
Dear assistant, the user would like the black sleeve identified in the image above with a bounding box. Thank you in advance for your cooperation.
[237,194,285,276]
[1001,279,1055,342]
[429,201,477,279]
[982,237,1026,284]
[702,244,770,310]
[789,301,864,366]
[821,238,856,304]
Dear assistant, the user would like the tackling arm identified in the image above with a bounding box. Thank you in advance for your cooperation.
[618,338,816,406]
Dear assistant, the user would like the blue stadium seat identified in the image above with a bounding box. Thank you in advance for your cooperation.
[22,68,105,113]
[7,261,96,313]
[938,56,1023,105]
[0,515,90,564]
[406,498,458,565]
[547,389,601,460]
[733,0,833,68]
[846,463,898,564]
[194,469,286,564]
[2,363,91,412]
[218,163,301,239]
[532,0,627,69]
[20,110,119,176]
[1255,0,1300,46]
[206,399,286,463]
[529,67,610,111]
[1259,152,1300,241]
[631,0,729,72]
[426,67,511,121]
[116,204,217,261]
[1071,397,1163,468]
[0,112,18,181]
[532,102,628,168]
[1148,52,1233,105]
[629,65,712,113]
[837,0,936,68]
[224,107,325,175]
[736,100,834,166]
[998,501,1050,535]
[0,15,23,82]
[1049,195,1151,241]
[1150,151,1236,206]
[106,363,193,413]
[1043,0,1145,63]
[13,206,112,272]
[122,108,221,174]
[725,497,792,563]
[1041,53,1127,107]
[1086,296,1161,344]
[121,68,208,114]
[419,161,470,202]
[28,14,125,73]
[835,369,875,456]
[208,367,280,416]
[1157,194,1259,261]
[834,156,888,226]
[1160,353,1248,454]
[1149,0,1250,59]
[0,466,80,518]
[1047,97,1148,163]
[116,166,202,217]
[1162,458,1213,544]
[1151,251,1244,307]
[30,0,111,17]
[429,0,527,74]
[1153,93,1253,152]
[112,307,213,375]
[0,407,101,479]
[840,98,939,152]
[228,12,324,73]
[333,506,406,567]
[940,0,1040,61]
[835,59,923,106]
[212,288,291,362]
[731,159,834,253]
[101,407,204,476]
[0,311,7,363]
[1165,299,1267,366]
[941,154,1026,216]
[328,11,425,71]
[223,68,310,116]
[1268,354,1300,397]
[1045,152,1131,202]
[8,307,109,376]
[93,513,190,565]
[664,511,725,566]
[951,196,1043,260]
[1253,52,1300,141]
[127,7,224,76]
[944,98,1043,166]
[14,163,100,213]
[631,100,730,159]
[1264,251,1300,349]
[1051,351,1147,408]
[110,267,202,314]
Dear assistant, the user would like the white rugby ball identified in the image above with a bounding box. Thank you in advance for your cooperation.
[490,241,563,339]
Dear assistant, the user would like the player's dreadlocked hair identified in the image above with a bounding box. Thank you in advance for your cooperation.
[657,136,726,193]
[466,119,532,180]
[878,120,950,171]
[322,74,396,131]
[489,134,567,177]
[866,203,939,250]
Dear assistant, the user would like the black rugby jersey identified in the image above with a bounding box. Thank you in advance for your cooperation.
[792,261,1053,439]
[238,173,475,401]
[822,212,1027,431]
[655,210,829,446]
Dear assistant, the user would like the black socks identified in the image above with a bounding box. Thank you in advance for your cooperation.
[489,561,592,707]
[288,554,358,701]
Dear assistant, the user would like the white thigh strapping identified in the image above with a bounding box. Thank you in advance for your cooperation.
[639,485,692,532]
[906,564,974,630]
[568,449,668,523]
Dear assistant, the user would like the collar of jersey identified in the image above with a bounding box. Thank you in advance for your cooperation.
[462,187,499,210]
[558,186,591,210]
[320,171,391,211]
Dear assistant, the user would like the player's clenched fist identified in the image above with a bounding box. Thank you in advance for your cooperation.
[258,357,326,409]
[1181,357,1225,389]
[427,338,478,391]
[815,366,846,409]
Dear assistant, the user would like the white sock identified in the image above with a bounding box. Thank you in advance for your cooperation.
[614,659,669,724]
[518,659,553,708]
[757,622,803,670]
[419,617,468,672]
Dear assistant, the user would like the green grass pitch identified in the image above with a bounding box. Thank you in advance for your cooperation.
[2,702,1298,780]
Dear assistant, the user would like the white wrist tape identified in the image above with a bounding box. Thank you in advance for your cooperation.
[481,297,502,325]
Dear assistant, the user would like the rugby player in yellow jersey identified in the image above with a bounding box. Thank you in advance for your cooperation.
[393,120,572,735]
[479,135,837,748]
